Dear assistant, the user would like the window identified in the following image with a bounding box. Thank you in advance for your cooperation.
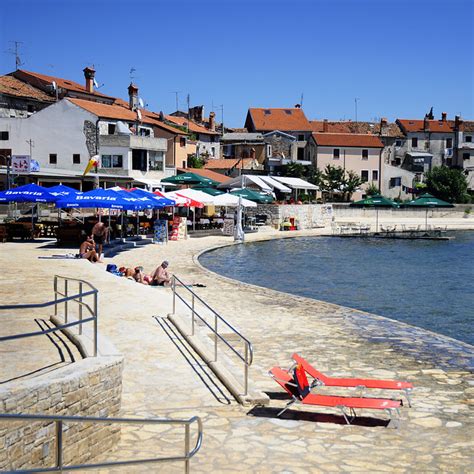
[49,154,57,164]
[446,138,453,148]
[101,154,123,168]
[139,127,151,137]
[264,109,271,115]
[333,148,340,159]
[266,144,272,157]
[372,170,379,181]
[149,151,164,171]
[411,137,418,148]
[389,177,402,188]
[362,149,369,160]
[211,147,215,157]
[463,152,470,160]
[108,123,116,135]
[73,154,80,164]
[284,110,292,115]
[0,131,9,140]
[298,134,305,141]
[395,139,402,147]
[297,147,305,160]
[466,135,472,143]
[361,170,369,182]
[180,137,186,147]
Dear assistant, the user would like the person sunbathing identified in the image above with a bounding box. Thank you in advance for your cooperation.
[79,237,100,263]
[150,260,171,286]
[134,266,152,285]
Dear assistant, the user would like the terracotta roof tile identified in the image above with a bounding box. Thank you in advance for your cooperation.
[178,168,228,183]
[397,119,455,133]
[309,120,403,137]
[0,75,54,102]
[313,133,384,148]
[203,158,259,170]
[247,108,311,132]
[165,115,219,135]
[462,121,474,133]
[13,69,112,98]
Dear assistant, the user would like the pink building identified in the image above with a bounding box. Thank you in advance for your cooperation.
[313,133,384,200]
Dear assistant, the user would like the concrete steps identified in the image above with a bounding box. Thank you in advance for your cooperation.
[104,237,154,257]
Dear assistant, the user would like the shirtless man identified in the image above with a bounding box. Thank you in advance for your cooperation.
[91,221,109,258]
[79,237,100,262]
[151,260,171,286]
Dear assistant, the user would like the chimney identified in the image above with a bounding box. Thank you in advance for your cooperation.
[380,117,388,135]
[128,83,139,110]
[454,115,463,130]
[209,111,216,132]
[294,104,301,109]
[83,66,96,94]
[424,116,430,132]
[323,119,328,133]
[441,112,447,121]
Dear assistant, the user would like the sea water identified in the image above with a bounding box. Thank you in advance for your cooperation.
[200,232,474,346]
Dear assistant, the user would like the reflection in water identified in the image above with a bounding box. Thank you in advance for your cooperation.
[200,233,474,346]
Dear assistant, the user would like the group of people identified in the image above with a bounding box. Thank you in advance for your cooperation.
[119,260,171,286]
[78,221,110,263]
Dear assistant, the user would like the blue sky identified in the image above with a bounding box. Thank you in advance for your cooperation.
[1,0,473,127]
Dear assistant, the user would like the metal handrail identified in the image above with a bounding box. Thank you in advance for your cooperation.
[0,412,203,473]
[0,275,98,356]
[171,274,253,395]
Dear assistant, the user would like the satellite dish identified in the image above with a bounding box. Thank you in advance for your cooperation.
[52,81,57,90]
[93,78,99,88]
[138,98,144,108]
[137,109,142,121]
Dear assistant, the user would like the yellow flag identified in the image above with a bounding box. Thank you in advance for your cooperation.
[83,155,99,176]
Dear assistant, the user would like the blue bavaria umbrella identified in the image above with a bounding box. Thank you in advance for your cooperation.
[0,183,57,203]
[111,189,154,210]
[55,188,139,210]
[129,188,175,207]
[45,184,81,198]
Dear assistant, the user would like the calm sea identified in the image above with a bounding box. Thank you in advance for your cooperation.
[200,232,474,346]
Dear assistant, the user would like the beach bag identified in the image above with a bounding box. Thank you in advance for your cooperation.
[106,264,118,273]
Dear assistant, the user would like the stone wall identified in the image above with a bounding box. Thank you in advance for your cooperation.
[246,204,333,229]
[0,356,123,471]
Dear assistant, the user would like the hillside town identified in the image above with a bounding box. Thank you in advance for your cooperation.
[1,65,473,201]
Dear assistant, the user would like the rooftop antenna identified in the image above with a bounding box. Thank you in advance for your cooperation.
[6,41,24,70]
[186,93,190,133]
[300,93,304,107]
[354,97,360,123]
[171,91,181,111]
[129,67,137,82]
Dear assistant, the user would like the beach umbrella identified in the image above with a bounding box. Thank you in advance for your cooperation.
[213,193,257,208]
[55,187,141,210]
[350,195,399,233]
[405,193,454,230]
[174,188,217,205]
[192,186,224,196]
[45,184,81,197]
[234,196,245,242]
[161,172,219,187]
[163,191,204,208]
[128,188,175,207]
[230,188,274,204]
[0,183,57,203]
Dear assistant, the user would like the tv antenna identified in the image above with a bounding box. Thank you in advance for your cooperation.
[129,67,137,82]
[171,91,181,111]
[6,41,24,69]
[354,97,360,123]
[300,92,304,107]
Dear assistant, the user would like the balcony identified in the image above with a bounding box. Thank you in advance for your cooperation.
[100,134,167,152]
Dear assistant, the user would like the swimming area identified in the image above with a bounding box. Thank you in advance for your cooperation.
[200,232,474,346]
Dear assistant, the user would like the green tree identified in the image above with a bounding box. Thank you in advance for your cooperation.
[342,170,363,201]
[321,165,346,201]
[425,166,469,203]
[304,166,323,187]
[365,183,380,196]
[187,154,205,169]
[281,162,306,178]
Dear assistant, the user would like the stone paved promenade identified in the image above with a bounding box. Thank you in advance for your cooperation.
[1,226,473,473]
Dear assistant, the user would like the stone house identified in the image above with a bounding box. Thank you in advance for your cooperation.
[244,107,314,165]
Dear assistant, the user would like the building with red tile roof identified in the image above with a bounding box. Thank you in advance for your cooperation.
[245,107,311,132]
[178,167,229,183]
[396,118,456,134]
[312,133,384,148]
[310,120,403,138]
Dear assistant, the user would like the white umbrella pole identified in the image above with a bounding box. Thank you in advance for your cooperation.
[425,209,428,231]
[108,212,111,242]
[376,209,379,233]
[136,212,139,236]
[193,206,195,231]
[121,213,124,238]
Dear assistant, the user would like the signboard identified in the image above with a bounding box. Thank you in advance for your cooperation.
[222,218,235,236]
[11,155,31,174]
[169,216,187,241]
[154,219,168,244]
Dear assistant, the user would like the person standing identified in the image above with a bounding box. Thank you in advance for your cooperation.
[91,221,109,259]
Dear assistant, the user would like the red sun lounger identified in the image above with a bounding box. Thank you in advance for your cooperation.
[291,353,414,406]
[269,366,402,427]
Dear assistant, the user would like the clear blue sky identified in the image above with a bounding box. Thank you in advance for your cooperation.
[1,0,473,127]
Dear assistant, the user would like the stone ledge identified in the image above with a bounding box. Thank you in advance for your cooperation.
[168,312,269,406]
